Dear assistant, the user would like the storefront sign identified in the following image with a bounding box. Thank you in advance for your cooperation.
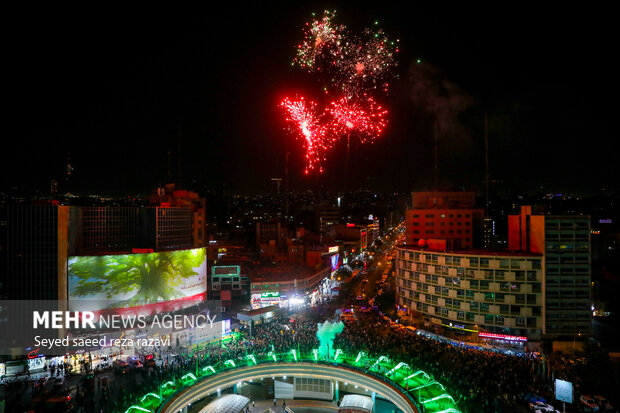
[478,332,527,342]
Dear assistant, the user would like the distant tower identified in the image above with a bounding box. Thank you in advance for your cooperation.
[65,152,74,194]
[271,178,282,196]
[66,152,74,181]
[50,179,58,197]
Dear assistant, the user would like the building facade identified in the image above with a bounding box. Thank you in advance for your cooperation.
[1,204,198,301]
[405,192,484,249]
[396,245,544,342]
[508,206,591,339]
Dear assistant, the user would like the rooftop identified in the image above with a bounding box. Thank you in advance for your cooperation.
[199,394,250,413]
[238,305,279,317]
[339,394,374,412]
[397,244,542,257]
[247,263,314,282]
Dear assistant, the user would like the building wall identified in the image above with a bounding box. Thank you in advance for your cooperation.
[412,191,476,209]
[543,216,591,338]
[405,208,482,249]
[2,205,60,300]
[396,246,544,340]
[508,206,592,339]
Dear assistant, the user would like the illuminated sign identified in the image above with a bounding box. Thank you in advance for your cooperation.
[68,248,207,312]
[28,356,46,371]
[328,246,339,253]
[261,292,280,298]
[212,265,241,276]
[346,223,355,227]
[368,214,374,220]
[555,379,573,403]
[331,254,340,271]
[478,332,527,342]
[599,219,612,224]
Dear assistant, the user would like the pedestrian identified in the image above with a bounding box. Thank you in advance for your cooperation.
[273,398,277,407]
[252,400,255,408]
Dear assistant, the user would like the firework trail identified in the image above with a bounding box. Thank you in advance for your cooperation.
[280,96,333,174]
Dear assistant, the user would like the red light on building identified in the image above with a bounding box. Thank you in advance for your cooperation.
[347,223,355,227]
[478,332,527,342]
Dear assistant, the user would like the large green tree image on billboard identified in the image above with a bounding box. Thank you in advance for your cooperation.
[68,248,207,310]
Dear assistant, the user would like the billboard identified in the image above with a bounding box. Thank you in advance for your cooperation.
[251,292,285,309]
[555,379,573,403]
[68,247,207,312]
[331,254,340,271]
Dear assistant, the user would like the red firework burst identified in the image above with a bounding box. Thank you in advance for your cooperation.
[328,96,388,143]
[280,97,333,174]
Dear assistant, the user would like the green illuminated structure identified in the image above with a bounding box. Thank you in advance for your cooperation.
[123,349,462,413]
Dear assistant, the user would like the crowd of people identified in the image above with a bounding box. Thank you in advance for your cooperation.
[2,306,615,413]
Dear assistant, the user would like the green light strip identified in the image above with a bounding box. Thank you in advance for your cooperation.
[387,362,409,376]
[140,393,161,403]
[181,373,197,382]
[421,394,455,404]
[410,381,444,392]
[132,350,461,413]
[403,370,430,382]
[202,366,216,374]
[125,406,151,413]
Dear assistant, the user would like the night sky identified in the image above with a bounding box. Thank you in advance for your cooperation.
[3,4,616,196]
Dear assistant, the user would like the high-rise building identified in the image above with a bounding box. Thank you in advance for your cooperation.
[150,183,207,248]
[1,204,198,300]
[508,206,591,340]
[0,205,66,300]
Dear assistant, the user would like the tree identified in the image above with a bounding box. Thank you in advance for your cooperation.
[69,248,205,307]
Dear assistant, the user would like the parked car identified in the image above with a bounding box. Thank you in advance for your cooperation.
[528,401,560,413]
[580,395,600,412]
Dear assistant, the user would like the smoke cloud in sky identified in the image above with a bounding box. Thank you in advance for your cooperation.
[409,60,474,143]
[316,320,344,358]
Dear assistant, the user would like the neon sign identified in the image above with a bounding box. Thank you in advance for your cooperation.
[478,332,527,342]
